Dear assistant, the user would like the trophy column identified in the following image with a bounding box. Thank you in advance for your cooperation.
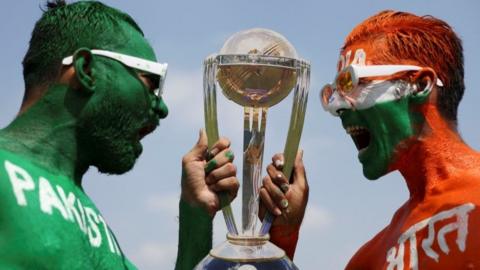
[242,106,267,235]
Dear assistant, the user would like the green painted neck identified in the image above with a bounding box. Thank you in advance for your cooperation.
[0,84,89,185]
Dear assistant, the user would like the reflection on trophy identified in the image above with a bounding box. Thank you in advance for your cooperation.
[196,28,310,269]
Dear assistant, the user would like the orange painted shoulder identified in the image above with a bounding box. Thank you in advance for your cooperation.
[345,227,389,269]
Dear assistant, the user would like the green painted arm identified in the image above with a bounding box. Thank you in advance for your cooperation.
[175,199,212,270]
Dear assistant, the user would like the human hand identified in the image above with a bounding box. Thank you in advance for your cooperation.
[259,150,309,227]
[258,150,308,259]
[181,129,239,217]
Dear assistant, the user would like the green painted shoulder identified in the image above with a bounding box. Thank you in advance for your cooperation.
[0,148,45,174]
[0,148,19,161]
[0,148,137,269]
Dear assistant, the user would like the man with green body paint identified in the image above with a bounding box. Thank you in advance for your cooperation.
[0,1,239,269]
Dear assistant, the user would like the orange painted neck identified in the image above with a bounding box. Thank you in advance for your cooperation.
[390,103,480,200]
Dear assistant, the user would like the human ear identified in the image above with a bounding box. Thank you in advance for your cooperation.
[411,67,438,99]
[72,48,95,94]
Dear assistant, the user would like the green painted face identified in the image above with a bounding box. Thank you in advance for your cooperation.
[339,83,426,180]
[77,21,168,174]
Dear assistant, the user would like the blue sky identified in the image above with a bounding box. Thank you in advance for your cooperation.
[1,1,479,269]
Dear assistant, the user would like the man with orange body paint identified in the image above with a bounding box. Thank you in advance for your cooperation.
[260,10,480,269]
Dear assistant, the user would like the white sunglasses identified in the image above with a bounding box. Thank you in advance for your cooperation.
[321,64,444,115]
[62,49,168,97]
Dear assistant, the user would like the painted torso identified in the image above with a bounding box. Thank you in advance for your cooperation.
[0,149,136,269]
[346,170,480,270]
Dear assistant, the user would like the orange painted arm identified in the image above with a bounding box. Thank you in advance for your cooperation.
[269,224,301,260]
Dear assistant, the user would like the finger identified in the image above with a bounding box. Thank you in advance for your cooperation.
[205,148,235,174]
[266,164,289,193]
[272,153,284,170]
[205,163,237,185]
[202,195,220,217]
[258,199,266,220]
[210,177,239,199]
[183,129,208,163]
[208,137,231,159]
[259,187,282,216]
[263,176,289,210]
[292,149,307,190]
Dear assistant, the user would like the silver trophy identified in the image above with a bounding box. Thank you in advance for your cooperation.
[196,28,310,269]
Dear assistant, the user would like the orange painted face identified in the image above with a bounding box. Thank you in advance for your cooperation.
[327,43,430,180]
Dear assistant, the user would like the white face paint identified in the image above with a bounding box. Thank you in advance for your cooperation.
[352,49,366,66]
[350,80,416,109]
[324,80,416,116]
[338,48,366,71]
[324,46,428,116]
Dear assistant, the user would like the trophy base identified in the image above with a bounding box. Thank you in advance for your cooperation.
[194,234,298,270]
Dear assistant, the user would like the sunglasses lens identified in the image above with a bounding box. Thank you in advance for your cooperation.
[336,69,354,93]
[152,75,161,90]
[142,74,165,97]
[320,84,334,107]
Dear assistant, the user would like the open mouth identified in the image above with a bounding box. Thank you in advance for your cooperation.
[346,126,371,151]
[138,125,156,140]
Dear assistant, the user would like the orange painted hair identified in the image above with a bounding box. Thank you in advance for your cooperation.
[344,10,464,121]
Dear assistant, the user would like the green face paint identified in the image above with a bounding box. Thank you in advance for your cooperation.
[339,86,427,180]
[76,21,169,175]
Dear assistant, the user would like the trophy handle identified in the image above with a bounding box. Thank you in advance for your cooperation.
[203,56,239,235]
[259,60,310,236]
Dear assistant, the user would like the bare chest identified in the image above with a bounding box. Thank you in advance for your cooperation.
[348,201,480,270]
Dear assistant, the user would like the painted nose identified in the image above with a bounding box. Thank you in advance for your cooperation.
[324,91,352,116]
[152,97,169,119]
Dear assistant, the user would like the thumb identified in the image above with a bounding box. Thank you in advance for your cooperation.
[292,149,307,190]
[189,129,208,160]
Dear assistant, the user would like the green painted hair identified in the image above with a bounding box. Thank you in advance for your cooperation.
[22,0,143,102]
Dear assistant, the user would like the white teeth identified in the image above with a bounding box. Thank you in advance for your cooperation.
[346,126,368,135]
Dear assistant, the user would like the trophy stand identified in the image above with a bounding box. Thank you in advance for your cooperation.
[195,28,310,270]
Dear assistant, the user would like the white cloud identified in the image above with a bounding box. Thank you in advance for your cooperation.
[163,68,242,135]
[213,211,230,246]
[302,204,333,233]
[132,242,177,269]
[163,69,201,106]
[145,192,179,217]
[162,69,203,127]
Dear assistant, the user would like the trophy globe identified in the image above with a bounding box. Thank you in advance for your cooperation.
[196,28,310,270]
[216,28,299,108]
